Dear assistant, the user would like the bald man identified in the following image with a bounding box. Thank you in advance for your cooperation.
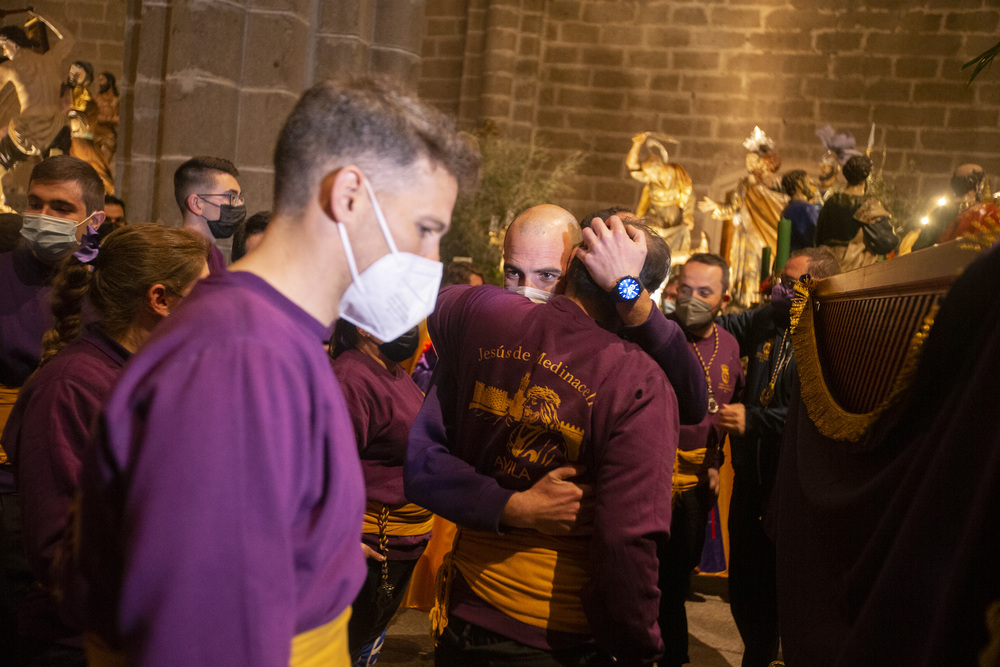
[503,204,581,294]
[502,204,708,425]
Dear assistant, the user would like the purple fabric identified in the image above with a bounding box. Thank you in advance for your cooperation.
[405,285,677,665]
[777,243,1000,665]
[332,348,429,561]
[72,226,101,263]
[781,200,821,252]
[73,271,366,666]
[1,324,128,641]
[207,243,227,275]
[678,326,744,470]
[622,306,709,425]
[0,248,55,388]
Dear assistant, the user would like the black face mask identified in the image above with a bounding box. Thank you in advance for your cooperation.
[378,326,420,364]
[206,203,246,239]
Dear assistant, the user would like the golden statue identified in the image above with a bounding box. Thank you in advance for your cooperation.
[627,132,705,265]
[699,127,789,308]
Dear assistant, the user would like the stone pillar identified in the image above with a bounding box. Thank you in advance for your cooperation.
[118,0,426,226]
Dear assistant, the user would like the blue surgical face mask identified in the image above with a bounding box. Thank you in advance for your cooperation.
[20,211,97,263]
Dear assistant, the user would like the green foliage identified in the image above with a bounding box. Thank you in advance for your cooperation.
[963,39,1000,85]
[441,124,583,286]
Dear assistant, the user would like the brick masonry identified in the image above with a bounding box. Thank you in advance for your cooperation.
[419,0,1000,242]
[6,0,997,242]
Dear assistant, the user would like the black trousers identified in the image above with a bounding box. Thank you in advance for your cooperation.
[657,481,715,666]
[348,555,417,664]
[435,617,614,667]
[728,474,779,667]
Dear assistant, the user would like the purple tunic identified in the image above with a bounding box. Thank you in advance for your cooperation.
[207,243,227,275]
[74,271,366,666]
[0,247,55,388]
[1,324,128,642]
[332,348,428,560]
[405,285,677,665]
[678,325,744,468]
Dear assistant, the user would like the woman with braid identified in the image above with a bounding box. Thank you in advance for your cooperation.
[0,223,208,664]
[329,319,432,666]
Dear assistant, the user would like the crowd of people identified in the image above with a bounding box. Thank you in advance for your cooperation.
[0,33,996,667]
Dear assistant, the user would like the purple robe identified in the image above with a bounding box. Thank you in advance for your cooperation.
[405,285,677,665]
[0,247,54,388]
[2,324,128,642]
[74,271,366,666]
[207,243,227,275]
[332,348,429,560]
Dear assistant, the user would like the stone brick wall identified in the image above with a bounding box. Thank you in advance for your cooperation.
[23,0,126,82]
[120,0,426,226]
[420,0,1000,241]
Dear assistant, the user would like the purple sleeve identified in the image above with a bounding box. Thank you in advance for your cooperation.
[583,369,675,665]
[83,345,322,666]
[622,306,708,425]
[334,362,371,454]
[404,381,514,533]
[14,378,95,591]
[403,285,515,533]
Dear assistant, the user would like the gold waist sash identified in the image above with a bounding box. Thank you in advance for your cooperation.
[84,605,352,666]
[673,447,709,494]
[0,384,21,465]
[451,529,590,634]
[362,501,434,537]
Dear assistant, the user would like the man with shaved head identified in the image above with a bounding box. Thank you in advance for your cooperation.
[502,203,707,425]
[503,204,581,295]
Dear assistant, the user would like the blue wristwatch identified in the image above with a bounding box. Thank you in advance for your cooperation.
[613,276,642,303]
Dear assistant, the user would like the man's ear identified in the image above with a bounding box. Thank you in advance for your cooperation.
[147,283,170,318]
[722,293,731,308]
[186,193,202,217]
[321,166,363,225]
[89,211,106,229]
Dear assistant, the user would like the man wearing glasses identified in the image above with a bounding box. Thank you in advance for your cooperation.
[173,156,246,274]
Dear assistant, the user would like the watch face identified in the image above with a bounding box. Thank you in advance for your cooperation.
[617,277,641,301]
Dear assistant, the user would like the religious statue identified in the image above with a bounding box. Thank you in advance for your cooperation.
[0,8,74,211]
[815,125,861,203]
[698,127,789,308]
[92,71,119,166]
[65,60,113,194]
[626,132,705,265]
[911,164,999,251]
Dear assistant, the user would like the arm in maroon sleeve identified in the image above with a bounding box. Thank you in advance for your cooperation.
[583,369,677,665]
[13,377,95,592]
[404,381,514,533]
[622,305,708,424]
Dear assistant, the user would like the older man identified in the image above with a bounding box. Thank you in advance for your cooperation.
[407,217,678,664]
[503,204,707,424]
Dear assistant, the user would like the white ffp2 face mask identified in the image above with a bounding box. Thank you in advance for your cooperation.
[506,285,553,304]
[337,179,443,342]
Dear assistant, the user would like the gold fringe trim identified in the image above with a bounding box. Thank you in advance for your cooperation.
[790,279,938,442]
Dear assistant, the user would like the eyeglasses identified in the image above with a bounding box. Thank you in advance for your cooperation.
[196,192,244,207]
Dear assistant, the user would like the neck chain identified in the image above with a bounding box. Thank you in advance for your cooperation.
[759,327,791,408]
[691,323,720,414]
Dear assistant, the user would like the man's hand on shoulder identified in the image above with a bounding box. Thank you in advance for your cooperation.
[501,464,594,536]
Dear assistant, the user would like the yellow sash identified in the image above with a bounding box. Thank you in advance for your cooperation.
[83,606,352,666]
[0,384,21,464]
[673,447,709,495]
[450,528,590,634]
[290,606,351,667]
[361,501,434,537]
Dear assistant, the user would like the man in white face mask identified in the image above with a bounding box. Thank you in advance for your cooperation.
[71,77,480,666]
